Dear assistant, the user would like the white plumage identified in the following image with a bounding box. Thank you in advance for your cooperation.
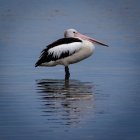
[48,42,82,59]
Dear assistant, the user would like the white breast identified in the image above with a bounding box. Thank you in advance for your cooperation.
[60,40,95,66]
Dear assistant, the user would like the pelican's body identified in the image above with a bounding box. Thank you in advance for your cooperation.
[40,39,94,67]
[35,29,108,79]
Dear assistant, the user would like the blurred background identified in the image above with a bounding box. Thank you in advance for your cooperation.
[0,0,140,140]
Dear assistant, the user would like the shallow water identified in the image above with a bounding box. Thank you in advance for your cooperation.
[0,0,140,140]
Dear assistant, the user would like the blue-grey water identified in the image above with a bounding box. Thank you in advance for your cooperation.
[0,0,140,140]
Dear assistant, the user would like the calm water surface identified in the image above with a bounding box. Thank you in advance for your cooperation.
[0,0,140,140]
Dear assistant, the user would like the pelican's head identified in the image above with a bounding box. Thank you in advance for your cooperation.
[64,29,78,38]
[64,28,109,47]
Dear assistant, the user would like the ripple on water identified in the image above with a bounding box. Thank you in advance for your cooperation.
[36,79,95,126]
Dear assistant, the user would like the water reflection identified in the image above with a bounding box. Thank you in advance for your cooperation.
[36,79,95,126]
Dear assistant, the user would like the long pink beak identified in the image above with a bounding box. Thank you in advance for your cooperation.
[77,32,109,47]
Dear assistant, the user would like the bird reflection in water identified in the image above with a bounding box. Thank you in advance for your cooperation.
[36,79,95,126]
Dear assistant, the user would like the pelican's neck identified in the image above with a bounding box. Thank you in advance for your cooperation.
[83,39,95,51]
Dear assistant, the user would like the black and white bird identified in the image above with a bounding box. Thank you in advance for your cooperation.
[35,29,108,79]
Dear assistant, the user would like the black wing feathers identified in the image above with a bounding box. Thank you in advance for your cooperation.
[35,37,82,67]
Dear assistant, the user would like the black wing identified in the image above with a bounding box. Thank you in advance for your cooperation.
[35,37,82,67]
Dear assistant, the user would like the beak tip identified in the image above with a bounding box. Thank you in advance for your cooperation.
[100,44,109,47]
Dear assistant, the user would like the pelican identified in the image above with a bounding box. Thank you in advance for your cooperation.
[35,29,108,79]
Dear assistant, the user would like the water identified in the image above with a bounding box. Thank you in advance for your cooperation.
[0,0,140,140]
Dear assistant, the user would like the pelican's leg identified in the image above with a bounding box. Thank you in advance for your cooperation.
[65,66,70,80]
